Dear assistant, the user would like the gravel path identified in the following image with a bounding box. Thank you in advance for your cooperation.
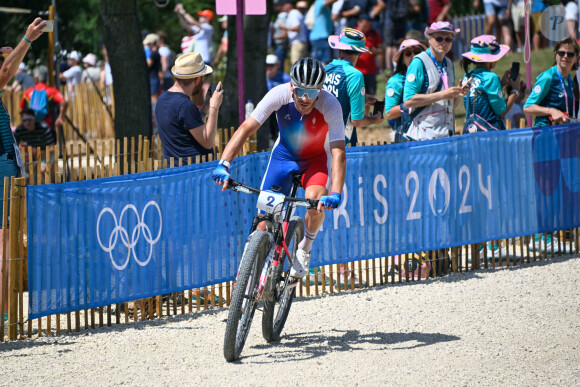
[1,256,579,386]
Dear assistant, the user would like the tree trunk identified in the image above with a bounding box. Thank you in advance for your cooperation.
[100,0,152,140]
[219,1,272,152]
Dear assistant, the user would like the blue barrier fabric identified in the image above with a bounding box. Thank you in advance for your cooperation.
[27,124,580,318]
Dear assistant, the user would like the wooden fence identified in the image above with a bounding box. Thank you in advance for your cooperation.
[0,118,578,342]
[3,83,115,142]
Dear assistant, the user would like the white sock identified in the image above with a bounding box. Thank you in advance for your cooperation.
[298,225,318,253]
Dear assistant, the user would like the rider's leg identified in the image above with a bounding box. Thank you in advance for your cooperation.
[299,184,327,252]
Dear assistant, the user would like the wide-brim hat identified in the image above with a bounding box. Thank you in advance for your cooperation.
[328,28,369,53]
[424,21,460,39]
[462,35,509,63]
[143,33,159,45]
[171,52,213,79]
[393,39,427,62]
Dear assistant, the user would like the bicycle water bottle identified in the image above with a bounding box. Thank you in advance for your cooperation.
[245,99,254,120]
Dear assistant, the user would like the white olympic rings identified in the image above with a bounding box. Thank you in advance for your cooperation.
[96,201,162,270]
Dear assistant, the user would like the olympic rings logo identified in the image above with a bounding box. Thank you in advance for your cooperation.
[96,201,162,271]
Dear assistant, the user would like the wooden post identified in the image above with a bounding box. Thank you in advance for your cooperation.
[7,177,24,340]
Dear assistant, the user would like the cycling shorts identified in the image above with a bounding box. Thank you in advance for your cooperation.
[260,148,331,199]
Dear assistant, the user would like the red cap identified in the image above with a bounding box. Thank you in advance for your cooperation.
[197,9,214,22]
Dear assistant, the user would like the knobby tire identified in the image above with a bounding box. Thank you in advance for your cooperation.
[262,216,304,342]
[223,231,270,362]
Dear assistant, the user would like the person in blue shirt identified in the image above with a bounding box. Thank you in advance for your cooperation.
[266,54,291,90]
[402,21,467,141]
[384,39,426,142]
[524,37,579,127]
[309,0,338,64]
[461,35,521,133]
[324,27,382,146]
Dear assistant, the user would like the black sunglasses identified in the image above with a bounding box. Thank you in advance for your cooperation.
[22,118,34,122]
[433,36,454,43]
[556,50,577,58]
[404,49,422,57]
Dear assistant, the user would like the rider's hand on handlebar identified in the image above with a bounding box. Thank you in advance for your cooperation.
[212,164,230,191]
[318,192,342,211]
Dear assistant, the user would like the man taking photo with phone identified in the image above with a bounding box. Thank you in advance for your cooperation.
[155,52,223,164]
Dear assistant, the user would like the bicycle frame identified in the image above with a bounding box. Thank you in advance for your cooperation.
[228,177,317,297]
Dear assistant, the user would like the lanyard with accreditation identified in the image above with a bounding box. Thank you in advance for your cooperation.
[556,69,576,121]
[427,51,449,90]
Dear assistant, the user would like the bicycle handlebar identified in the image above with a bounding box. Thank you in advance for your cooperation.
[227,179,319,210]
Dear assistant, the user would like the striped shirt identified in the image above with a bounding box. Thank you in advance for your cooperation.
[0,91,15,156]
[14,121,56,148]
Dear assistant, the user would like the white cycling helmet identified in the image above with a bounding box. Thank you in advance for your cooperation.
[290,57,326,89]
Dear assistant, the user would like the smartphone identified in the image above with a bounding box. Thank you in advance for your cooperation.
[42,20,54,33]
[462,76,475,89]
[510,62,520,81]
[208,83,218,98]
[373,100,385,118]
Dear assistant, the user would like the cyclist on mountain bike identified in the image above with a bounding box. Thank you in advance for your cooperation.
[213,57,346,278]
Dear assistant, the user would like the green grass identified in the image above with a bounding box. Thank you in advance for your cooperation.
[373,47,556,128]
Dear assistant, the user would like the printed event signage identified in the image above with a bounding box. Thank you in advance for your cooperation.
[27,124,580,318]
[216,0,266,15]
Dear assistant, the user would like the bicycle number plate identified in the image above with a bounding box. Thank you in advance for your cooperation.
[257,191,285,215]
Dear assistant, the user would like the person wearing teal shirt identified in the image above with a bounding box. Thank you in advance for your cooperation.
[384,39,426,142]
[524,37,579,127]
[460,35,520,133]
[402,21,467,141]
[325,27,382,146]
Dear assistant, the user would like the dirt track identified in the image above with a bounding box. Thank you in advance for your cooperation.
[1,256,579,386]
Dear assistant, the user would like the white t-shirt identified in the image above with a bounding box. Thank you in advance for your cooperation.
[332,0,347,35]
[63,65,82,86]
[181,36,195,53]
[158,45,172,77]
[286,9,307,45]
[191,23,213,63]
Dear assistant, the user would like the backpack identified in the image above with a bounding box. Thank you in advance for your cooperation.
[29,88,48,121]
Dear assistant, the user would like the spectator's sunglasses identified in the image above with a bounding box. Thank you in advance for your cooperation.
[404,48,422,57]
[22,117,35,122]
[293,87,319,99]
[556,50,576,58]
[432,36,454,43]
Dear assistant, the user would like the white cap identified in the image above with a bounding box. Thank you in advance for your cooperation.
[68,50,82,61]
[266,54,279,65]
[218,15,227,23]
[19,62,28,71]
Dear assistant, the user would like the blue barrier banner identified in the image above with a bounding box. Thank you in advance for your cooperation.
[27,124,580,318]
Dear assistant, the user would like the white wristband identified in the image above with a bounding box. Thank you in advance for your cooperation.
[218,160,231,168]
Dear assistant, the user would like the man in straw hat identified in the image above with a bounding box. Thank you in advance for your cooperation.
[402,21,468,141]
[154,52,223,163]
[324,27,383,147]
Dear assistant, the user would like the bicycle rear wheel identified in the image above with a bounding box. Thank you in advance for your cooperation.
[223,230,270,362]
[262,216,304,342]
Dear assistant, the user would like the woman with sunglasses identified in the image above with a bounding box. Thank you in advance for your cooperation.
[524,37,579,127]
[384,39,426,142]
[460,35,520,133]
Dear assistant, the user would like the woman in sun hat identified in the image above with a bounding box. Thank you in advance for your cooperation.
[461,35,520,133]
[524,37,580,127]
[324,27,383,147]
[384,39,426,142]
[402,21,466,141]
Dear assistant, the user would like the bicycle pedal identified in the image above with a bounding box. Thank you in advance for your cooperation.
[286,278,300,289]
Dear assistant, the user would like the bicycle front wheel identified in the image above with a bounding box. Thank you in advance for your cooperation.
[223,230,270,362]
[262,216,304,342]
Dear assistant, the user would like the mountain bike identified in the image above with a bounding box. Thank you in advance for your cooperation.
[223,174,318,362]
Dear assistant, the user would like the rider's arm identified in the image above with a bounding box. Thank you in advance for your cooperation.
[329,140,346,195]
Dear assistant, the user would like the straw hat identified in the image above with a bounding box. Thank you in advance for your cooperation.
[171,52,213,79]
[143,33,159,46]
